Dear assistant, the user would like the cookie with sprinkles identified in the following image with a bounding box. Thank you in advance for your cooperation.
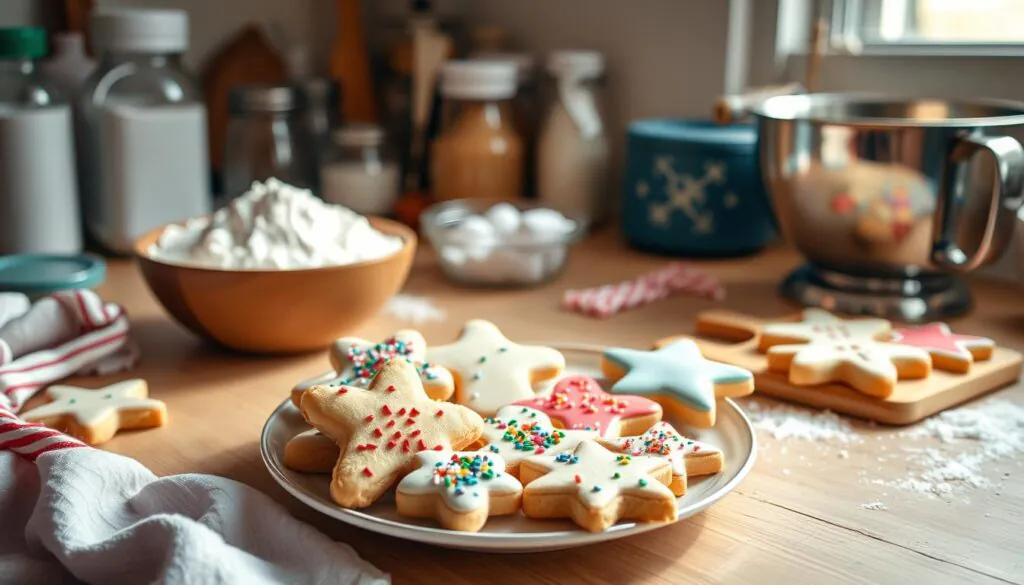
[477,405,597,477]
[291,330,454,406]
[511,374,662,439]
[300,358,484,508]
[283,429,339,474]
[426,320,565,416]
[601,421,723,496]
[396,451,523,532]
[519,440,676,532]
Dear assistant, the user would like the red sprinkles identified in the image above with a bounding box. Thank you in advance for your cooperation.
[362,467,374,477]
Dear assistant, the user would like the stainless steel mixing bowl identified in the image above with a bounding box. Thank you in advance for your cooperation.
[752,94,1024,320]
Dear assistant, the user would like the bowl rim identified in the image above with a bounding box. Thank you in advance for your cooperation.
[133,214,417,274]
[419,198,587,250]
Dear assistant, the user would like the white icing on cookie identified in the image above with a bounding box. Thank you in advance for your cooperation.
[762,309,890,347]
[524,440,674,509]
[21,379,164,427]
[607,421,720,478]
[480,405,596,468]
[426,320,565,415]
[770,339,930,386]
[397,450,522,513]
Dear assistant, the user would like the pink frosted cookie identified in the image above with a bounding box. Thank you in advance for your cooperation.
[890,323,994,374]
[512,374,662,439]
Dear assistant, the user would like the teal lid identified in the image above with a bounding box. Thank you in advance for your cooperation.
[0,27,48,59]
[628,118,757,153]
[0,254,106,295]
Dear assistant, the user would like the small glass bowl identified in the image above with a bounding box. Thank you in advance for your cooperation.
[420,199,585,288]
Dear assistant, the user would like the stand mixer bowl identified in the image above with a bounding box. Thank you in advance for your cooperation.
[752,94,1024,321]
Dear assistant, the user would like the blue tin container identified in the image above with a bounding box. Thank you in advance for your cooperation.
[622,119,775,256]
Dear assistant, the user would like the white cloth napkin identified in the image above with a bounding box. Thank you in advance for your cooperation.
[0,290,138,412]
[0,405,389,585]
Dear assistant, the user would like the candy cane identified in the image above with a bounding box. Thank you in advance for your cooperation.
[562,263,724,318]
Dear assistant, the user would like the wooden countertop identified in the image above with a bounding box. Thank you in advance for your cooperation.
[60,231,1024,584]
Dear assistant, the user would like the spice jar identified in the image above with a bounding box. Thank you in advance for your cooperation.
[537,50,609,226]
[79,8,210,254]
[431,60,523,202]
[223,84,315,202]
[320,124,400,215]
[0,27,82,255]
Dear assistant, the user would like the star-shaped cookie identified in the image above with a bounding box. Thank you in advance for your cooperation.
[759,309,891,353]
[767,337,931,397]
[20,379,167,446]
[300,358,484,508]
[519,440,676,532]
[890,323,994,374]
[425,320,565,416]
[396,451,523,532]
[478,405,597,477]
[291,330,454,406]
[601,421,723,496]
[601,339,754,428]
[511,374,662,438]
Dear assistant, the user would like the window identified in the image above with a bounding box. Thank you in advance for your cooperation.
[828,0,1024,54]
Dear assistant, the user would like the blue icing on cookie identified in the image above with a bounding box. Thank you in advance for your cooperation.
[603,339,752,412]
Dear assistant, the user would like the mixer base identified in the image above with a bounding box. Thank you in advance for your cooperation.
[780,264,972,322]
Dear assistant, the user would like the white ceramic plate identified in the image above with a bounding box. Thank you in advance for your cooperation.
[261,343,757,552]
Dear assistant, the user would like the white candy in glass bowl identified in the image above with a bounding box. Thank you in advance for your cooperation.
[484,202,522,234]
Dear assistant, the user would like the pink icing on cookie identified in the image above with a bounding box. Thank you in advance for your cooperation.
[891,323,992,359]
[512,374,660,438]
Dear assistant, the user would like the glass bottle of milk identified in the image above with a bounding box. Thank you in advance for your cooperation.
[536,51,609,227]
[0,27,82,255]
[79,8,210,254]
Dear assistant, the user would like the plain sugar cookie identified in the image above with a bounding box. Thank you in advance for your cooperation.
[283,429,339,473]
[426,320,565,416]
[299,358,484,508]
[396,451,523,532]
[519,440,676,532]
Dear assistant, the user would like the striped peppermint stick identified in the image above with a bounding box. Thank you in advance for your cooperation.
[0,290,133,413]
[563,263,724,318]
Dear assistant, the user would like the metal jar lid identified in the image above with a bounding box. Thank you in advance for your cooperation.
[229,85,302,114]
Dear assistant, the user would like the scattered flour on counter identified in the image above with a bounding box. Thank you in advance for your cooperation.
[742,397,1024,500]
[150,178,404,270]
[860,501,888,511]
[381,294,446,324]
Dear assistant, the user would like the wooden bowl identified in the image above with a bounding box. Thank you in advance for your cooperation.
[134,217,417,353]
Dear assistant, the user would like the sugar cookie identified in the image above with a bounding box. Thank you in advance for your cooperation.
[396,451,523,532]
[291,331,454,406]
[426,320,565,416]
[601,422,723,496]
[283,429,339,473]
[759,309,891,353]
[767,339,931,398]
[519,440,676,532]
[20,379,166,446]
[478,405,596,477]
[890,323,994,374]
[511,374,661,438]
[601,339,754,428]
[300,358,484,508]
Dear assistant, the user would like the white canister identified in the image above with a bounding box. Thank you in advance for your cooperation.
[536,50,609,226]
[319,124,400,216]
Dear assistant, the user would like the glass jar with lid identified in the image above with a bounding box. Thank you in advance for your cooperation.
[222,84,316,202]
[537,50,609,226]
[319,124,400,215]
[78,8,210,254]
[431,60,523,202]
[0,26,82,254]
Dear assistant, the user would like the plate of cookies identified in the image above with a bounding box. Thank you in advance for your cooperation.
[260,320,757,552]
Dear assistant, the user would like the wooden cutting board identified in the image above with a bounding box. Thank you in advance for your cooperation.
[201,25,288,173]
[656,309,1022,425]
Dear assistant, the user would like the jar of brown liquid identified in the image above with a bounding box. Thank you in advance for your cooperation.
[432,60,523,201]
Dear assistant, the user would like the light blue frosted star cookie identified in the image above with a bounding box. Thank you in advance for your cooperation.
[600,339,754,428]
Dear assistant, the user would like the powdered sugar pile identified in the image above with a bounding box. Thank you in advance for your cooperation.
[381,294,446,324]
[743,397,1024,501]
